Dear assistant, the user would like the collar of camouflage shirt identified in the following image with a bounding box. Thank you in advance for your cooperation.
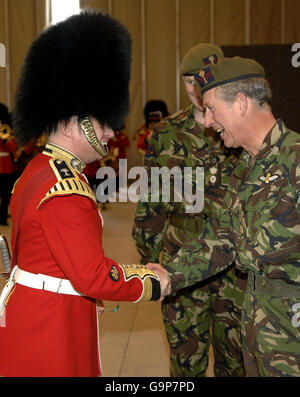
[232,119,283,180]
[255,118,283,160]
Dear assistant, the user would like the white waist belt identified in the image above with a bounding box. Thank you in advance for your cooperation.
[0,152,10,157]
[14,266,84,296]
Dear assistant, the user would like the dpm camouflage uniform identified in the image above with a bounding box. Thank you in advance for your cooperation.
[164,120,300,377]
[132,105,247,377]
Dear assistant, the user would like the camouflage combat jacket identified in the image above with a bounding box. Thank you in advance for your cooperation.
[133,105,240,264]
[166,119,300,291]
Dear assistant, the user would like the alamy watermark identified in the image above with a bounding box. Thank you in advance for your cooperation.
[0,43,5,68]
[95,159,204,214]
[291,303,300,328]
[291,43,300,68]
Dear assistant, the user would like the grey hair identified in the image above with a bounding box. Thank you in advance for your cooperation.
[215,77,272,108]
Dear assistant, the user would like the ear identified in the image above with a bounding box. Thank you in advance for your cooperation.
[60,119,75,139]
[236,93,248,117]
[193,85,203,108]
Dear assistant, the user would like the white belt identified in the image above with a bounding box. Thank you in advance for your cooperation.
[13,266,84,296]
[0,266,84,327]
[14,266,84,296]
[0,152,9,157]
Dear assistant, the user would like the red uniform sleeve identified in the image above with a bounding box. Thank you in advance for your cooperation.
[38,194,145,302]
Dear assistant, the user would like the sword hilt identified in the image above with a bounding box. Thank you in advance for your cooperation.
[0,234,11,273]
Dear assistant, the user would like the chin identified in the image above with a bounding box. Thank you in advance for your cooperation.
[223,139,234,148]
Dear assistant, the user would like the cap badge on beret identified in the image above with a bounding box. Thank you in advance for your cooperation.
[194,56,266,96]
[203,54,219,65]
[195,66,215,88]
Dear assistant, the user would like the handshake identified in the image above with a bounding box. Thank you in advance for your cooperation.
[147,263,171,302]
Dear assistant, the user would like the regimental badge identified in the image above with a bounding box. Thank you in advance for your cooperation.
[71,158,83,172]
[209,164,218,184]
[258,171,279,184]
[202,53,219,65]
[109,265,120,281]
[210,175,217,184]
[52,159,75,180]
[195,66,215,88]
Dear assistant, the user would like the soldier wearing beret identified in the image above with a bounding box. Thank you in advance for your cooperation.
[133,44,246,377]
[0,11,165,377]
[152,56,300,377]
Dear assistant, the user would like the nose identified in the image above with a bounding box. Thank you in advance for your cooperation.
[204,108,214,128]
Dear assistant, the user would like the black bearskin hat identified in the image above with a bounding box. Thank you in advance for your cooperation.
[12,11,132,146]
[143,100,169,128]
[0,103,10,125]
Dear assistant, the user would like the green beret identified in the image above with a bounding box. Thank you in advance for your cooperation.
[195,56,265,96]
[179,43,224,75]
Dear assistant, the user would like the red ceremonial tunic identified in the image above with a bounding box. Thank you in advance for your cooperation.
[0,144,155,377]
[0,138,16,174]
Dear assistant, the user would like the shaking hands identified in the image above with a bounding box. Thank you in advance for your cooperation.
[147,263,171,302]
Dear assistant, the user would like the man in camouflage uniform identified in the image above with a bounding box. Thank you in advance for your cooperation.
[153,56,300,377]
[132,44,247,377]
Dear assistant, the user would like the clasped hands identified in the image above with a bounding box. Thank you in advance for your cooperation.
[147,263,170,302]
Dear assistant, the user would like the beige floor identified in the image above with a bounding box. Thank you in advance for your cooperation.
[0,200,214,377]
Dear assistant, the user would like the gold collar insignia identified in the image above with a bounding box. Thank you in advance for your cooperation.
[43,143,86,173]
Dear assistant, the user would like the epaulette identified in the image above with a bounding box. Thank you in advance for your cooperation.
[168,105,191,124]
[38,158,96,208]
[156,106,192,132]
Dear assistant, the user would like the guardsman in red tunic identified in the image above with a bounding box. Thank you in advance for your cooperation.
[135,100,169,158]
[0,123,16,225]
[0,11,165,377]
